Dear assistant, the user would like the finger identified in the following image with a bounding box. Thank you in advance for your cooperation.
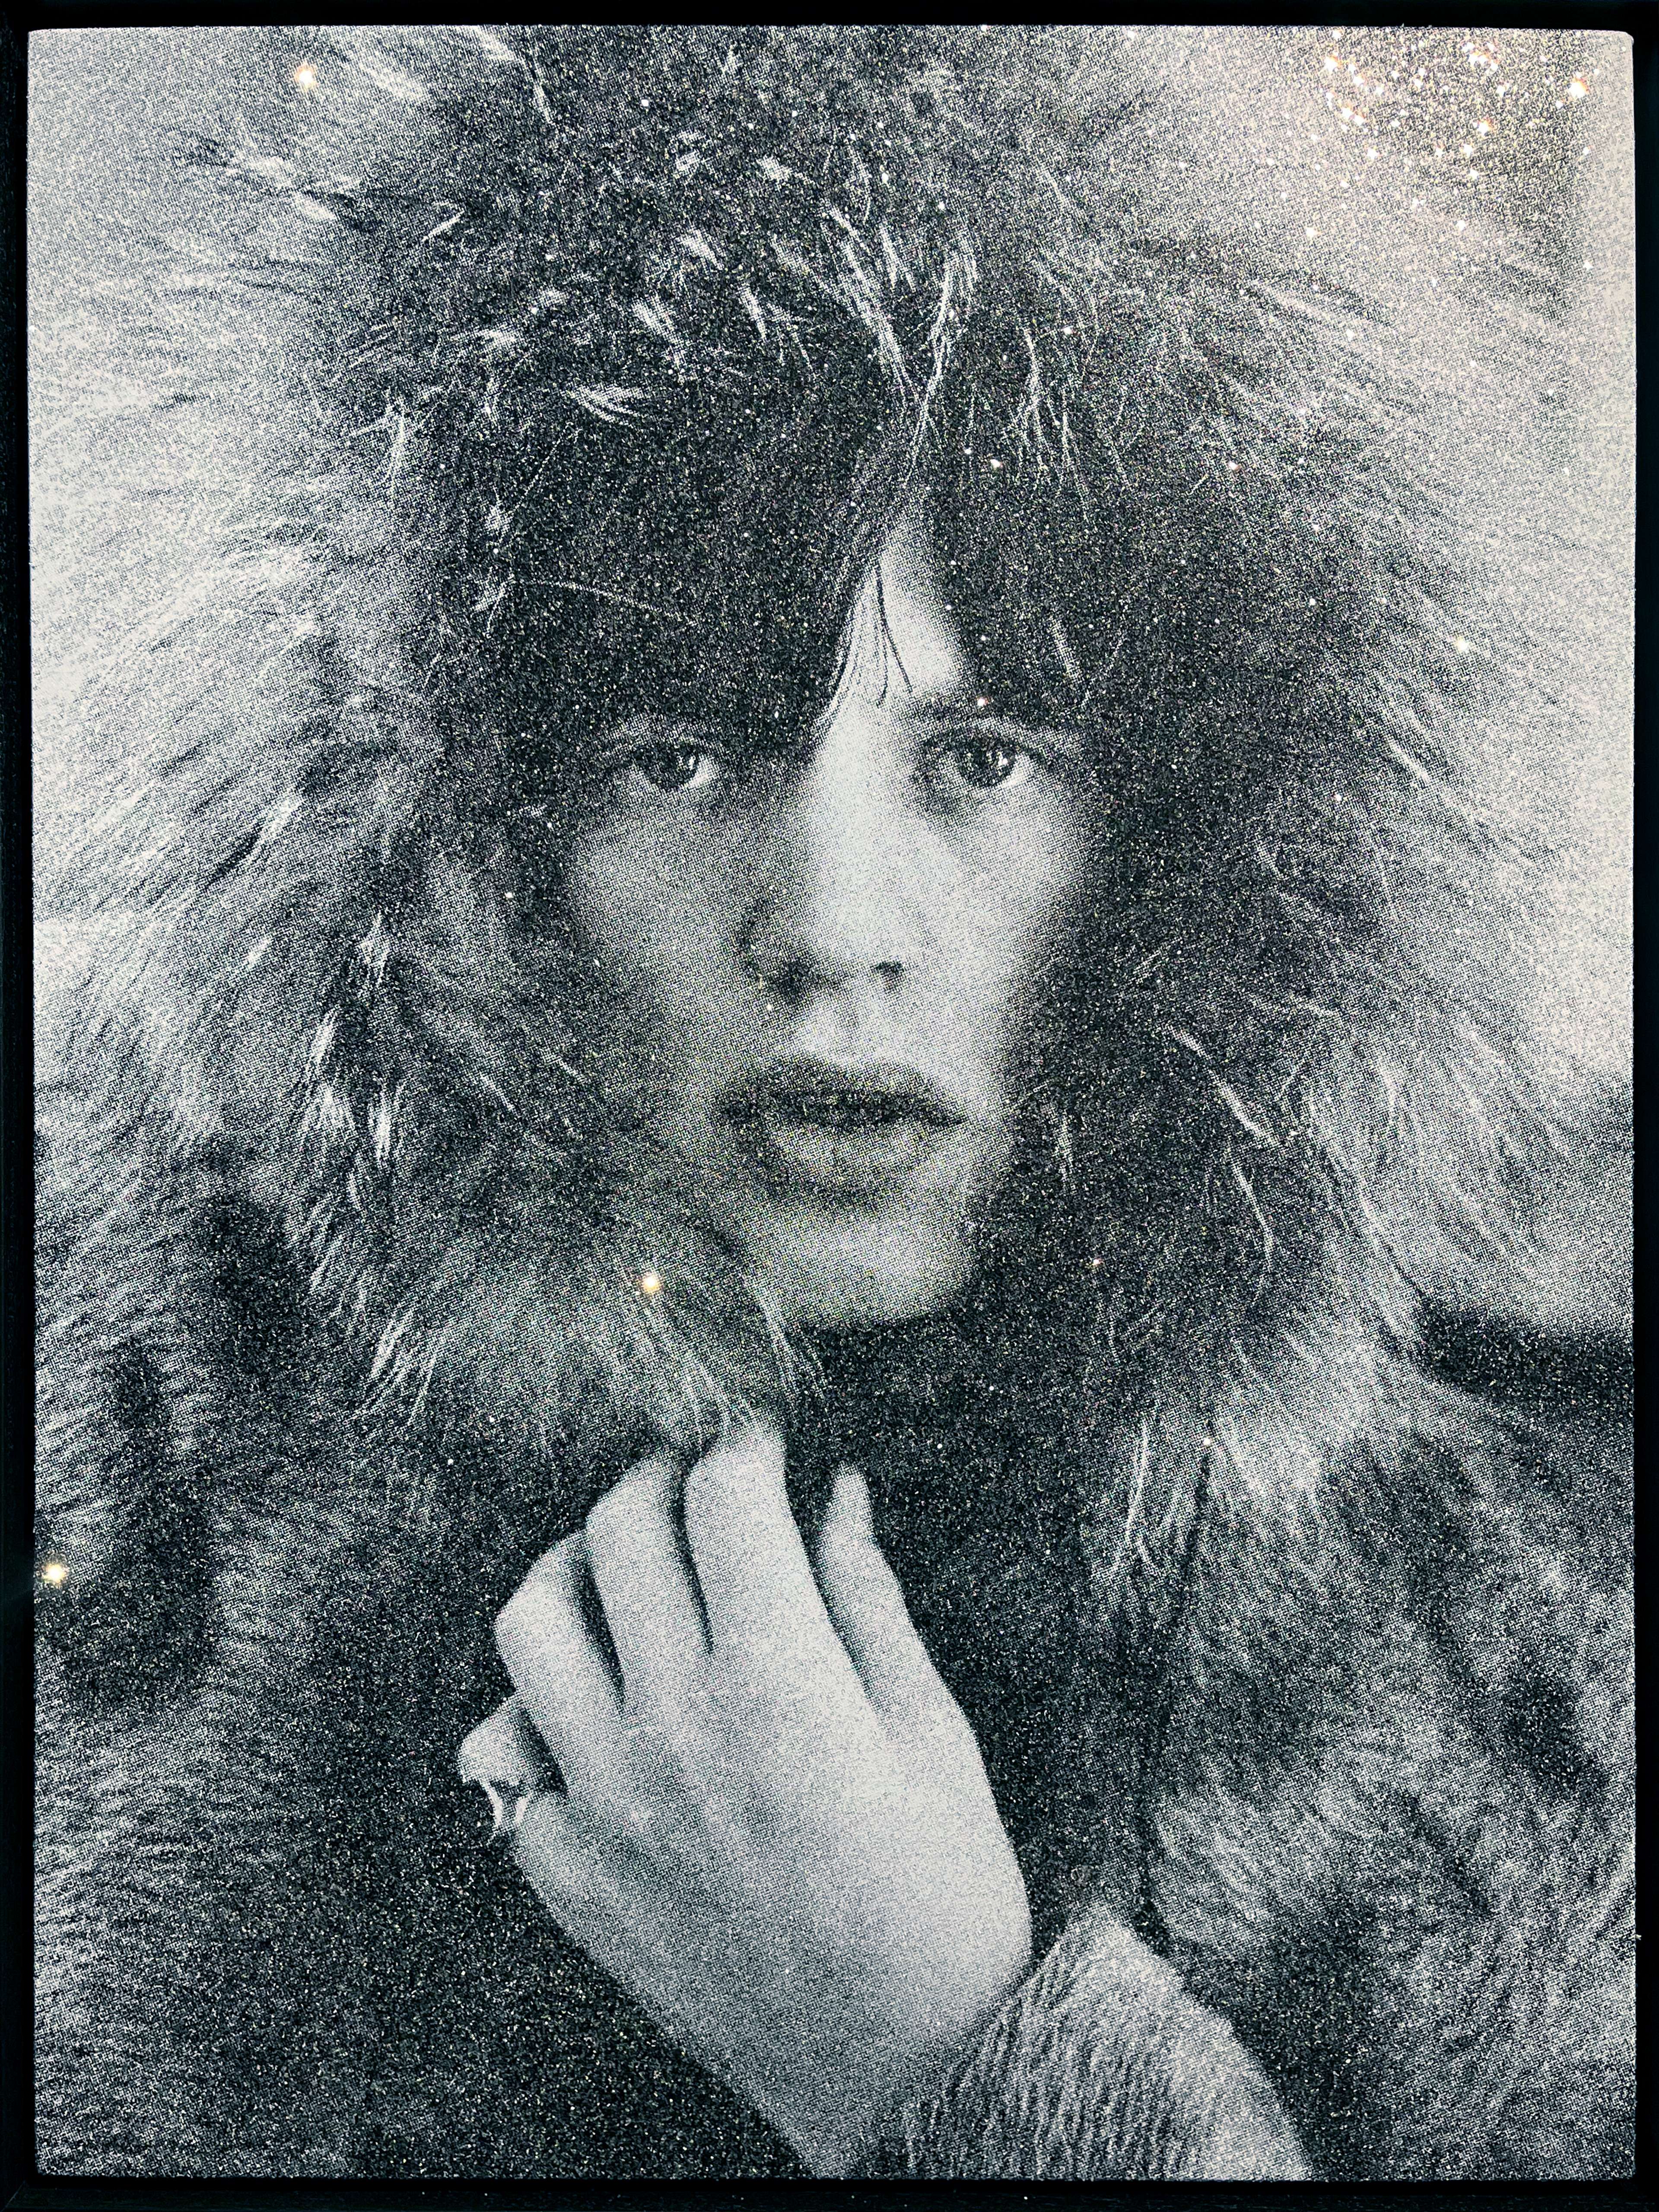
[814,1465,953,1720]
[584,1453,710,1701]
[510,1783,620,1929]
[496,1532,624,1796]
[458,1691,562,1796]
[681,1418,842,1659]
[510,1796,681,2028]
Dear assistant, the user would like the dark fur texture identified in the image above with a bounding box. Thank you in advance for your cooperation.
[35,26,1630,2178]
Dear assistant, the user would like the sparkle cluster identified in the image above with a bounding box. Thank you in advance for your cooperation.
[1298,27,1599,245]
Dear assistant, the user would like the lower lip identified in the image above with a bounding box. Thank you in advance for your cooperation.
[734,1108,964,1198]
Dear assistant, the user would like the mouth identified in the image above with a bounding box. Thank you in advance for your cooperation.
[721,1059,972,1198]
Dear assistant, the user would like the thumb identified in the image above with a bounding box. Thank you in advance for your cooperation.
[814,1465,951,1724]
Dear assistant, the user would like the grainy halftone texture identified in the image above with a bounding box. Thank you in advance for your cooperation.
[32,26,1631,2181]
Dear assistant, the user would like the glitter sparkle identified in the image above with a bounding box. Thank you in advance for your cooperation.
[1304,28,1598,237]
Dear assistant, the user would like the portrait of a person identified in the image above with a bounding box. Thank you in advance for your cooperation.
[31,24,1632,2180]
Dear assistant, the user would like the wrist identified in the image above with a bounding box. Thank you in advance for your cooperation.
[785,2052,965,2177]
[778,1949,1036,2176]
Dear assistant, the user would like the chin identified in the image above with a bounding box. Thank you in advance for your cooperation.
[741,1205,980,1331]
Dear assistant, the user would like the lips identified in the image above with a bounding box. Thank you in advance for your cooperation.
[721,1058,971,1197]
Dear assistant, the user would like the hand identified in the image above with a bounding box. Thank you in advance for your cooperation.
[458,1421,1032,2174]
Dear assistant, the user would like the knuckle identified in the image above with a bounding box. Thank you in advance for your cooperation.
[539,1530,587,1588]
[610,1755,678,1838]
[494,1589,531,1662]
[516,1796,600,1903]
[622,1705,692,1786]
[496,1533,583,1658]
[700,1650,790,1742]
[585,1454,676,1546]
[587,1761,665,1843]
[456,1705,515,1780]
[615,1795,658,1842]
[583,1488,628,1549]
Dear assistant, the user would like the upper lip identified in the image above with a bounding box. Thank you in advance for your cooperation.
[721,1058,970,1130]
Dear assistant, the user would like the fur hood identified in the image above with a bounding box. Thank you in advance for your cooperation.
[37,25,1601,1503]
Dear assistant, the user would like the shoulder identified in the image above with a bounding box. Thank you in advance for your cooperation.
[1342,1314,1632,1795]
[1154,1326,1631,2176]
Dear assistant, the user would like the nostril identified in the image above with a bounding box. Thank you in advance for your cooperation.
[763,953,820,1006]
[751,949,906,1004]
[739,877,913,998]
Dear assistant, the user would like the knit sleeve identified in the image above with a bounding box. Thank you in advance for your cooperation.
[857,1906,1310,2179]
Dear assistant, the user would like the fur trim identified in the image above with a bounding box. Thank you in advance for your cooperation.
[865,1905,1309,2177]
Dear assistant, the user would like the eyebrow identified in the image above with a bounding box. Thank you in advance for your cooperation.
[905,689,1001,718]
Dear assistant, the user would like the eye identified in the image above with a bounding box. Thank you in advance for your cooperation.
[631,740,715,791]
[918,706,1092,803]
[605,726,726,796]
[941,732,1032,790]
[922,716,1045,797]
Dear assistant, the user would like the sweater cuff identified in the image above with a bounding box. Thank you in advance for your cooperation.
[856,1905,1311,2179]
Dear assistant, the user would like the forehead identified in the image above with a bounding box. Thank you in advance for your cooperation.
[838,511,978,707]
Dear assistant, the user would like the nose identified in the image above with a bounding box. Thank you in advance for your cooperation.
[740,706,921,1009]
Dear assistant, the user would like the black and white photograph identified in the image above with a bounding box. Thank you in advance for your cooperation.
[29,23,1634,2181]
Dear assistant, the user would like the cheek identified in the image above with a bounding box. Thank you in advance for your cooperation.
[562,838,743,1058]
[939,816,1090,1045]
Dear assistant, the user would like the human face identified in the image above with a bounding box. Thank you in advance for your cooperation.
[559,510,1093,1331]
